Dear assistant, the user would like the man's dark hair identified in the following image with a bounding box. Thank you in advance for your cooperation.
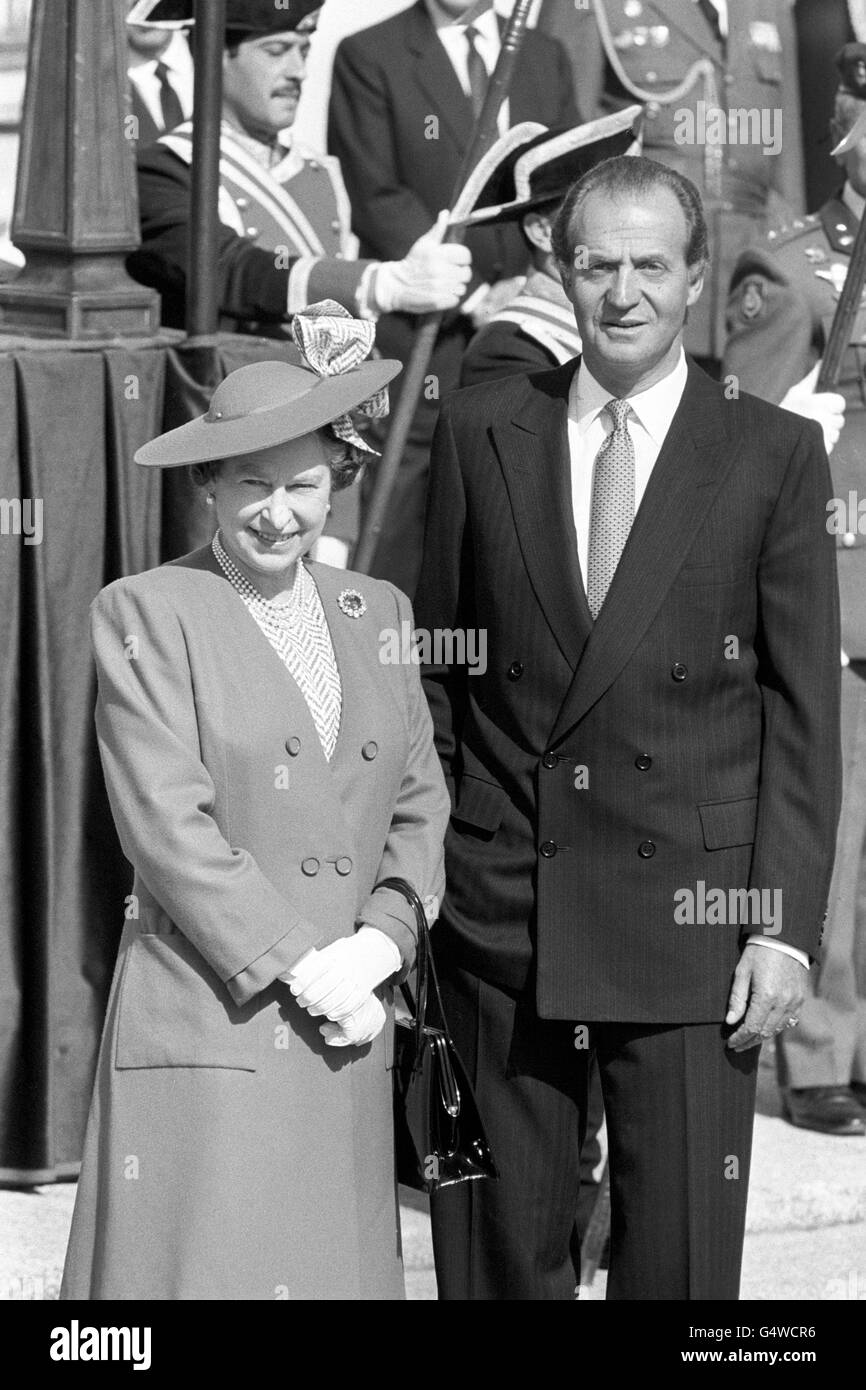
[551,155,710,286]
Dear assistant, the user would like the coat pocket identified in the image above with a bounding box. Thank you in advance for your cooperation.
[450,774,510,835]
[115,931,259,1071]
[698,796,759,851]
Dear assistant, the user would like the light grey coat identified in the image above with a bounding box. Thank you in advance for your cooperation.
[60,547,448,1301]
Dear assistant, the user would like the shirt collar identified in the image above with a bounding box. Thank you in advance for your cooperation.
[572,349,689,446]
[220,117,292,169]
[426,1,499,41]
[843,180,866,223]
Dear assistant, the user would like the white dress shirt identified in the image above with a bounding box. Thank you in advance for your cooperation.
[128,31,194,132]
[567,349,808,969]
[425,1,510,134]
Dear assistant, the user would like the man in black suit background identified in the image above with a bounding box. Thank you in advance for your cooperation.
[328,0,578,595]
[126,0,193,147]
[414,155,842,1299]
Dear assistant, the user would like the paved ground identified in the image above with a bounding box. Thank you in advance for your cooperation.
[3,1047,865,1301]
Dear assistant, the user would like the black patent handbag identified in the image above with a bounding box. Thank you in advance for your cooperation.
[377,877,499,1194]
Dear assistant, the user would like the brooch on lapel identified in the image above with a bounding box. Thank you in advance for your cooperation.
[337,587,367,618]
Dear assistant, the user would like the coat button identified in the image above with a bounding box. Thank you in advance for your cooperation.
[635,754,652,771]
[235,196,249,210]
[540,840,557,858]
[246,226,260,239]
[638,841,656,859]
[843,532,857,547]
[508,661,524,681]
[542,751,558,769]
[671,663,687,682]
[308,159,321,170]
[331,218,342,232]
[335,856,353,876]
[301,857,320,876]
[361,740,378,760]
[285,736,301,756]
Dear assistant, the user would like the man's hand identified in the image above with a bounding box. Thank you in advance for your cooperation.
[725,943,807,1051]
[780,361,846,454]
[467,275,526,330]
[373,210,473,315]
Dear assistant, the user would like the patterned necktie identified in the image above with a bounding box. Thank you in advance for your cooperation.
[586,399,635,620]
[155,60,184,132]
[465,26,488,119]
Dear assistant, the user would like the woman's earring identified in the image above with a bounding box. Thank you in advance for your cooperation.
[206,493,215,506]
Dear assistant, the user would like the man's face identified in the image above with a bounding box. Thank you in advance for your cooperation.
[563,185,704,394]
[126,0,173,59]
[222,31,310,140]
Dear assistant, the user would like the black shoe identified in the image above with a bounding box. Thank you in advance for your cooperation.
[782,1086,866,1136]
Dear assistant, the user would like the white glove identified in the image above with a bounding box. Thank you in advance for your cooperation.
[284,928,401,1022]
[319,994,387,1048]
[372,211,473,315]
[780,362,846,454]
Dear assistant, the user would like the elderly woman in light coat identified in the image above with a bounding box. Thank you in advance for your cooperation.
[60,304,449,1301]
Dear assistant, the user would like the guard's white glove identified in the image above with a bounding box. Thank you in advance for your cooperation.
[284,928,401,1022]
[780,362,846,454]
[372,211,472,315]
[319,994,387,1048]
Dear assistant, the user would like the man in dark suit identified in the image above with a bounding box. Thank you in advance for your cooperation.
[414,154,842,1299]
[126,0,193,147]
[328,0,578,595]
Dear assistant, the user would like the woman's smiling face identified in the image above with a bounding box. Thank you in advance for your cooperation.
[212,434,332,597]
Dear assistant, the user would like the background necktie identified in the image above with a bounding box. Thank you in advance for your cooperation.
[586,399,635,620]
[155,60,184,133]
[696,0,724,43]
[465,26,489,119]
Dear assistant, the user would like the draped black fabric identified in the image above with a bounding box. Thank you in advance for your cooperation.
[0,334,307,1182]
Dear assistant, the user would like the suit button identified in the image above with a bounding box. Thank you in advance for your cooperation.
[635,754,652,771]
[362,740,378,760]
[638,841,656,859]
[335,856,353,876]
[671,663,687,682]
[542,751,558,769]
[301,857,320,876]
[540,840,557,858]
[285,736,301,756]
[508,661,524,681]
[843,532,857,547]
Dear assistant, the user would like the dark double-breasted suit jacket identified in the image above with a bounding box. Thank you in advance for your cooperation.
[415,358,843,1024]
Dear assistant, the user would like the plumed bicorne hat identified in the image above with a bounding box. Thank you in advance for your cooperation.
[128,0,321,35]
[455,106,644,228]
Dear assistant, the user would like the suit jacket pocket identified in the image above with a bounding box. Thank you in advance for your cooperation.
[698,796,759,851]
[115,931,259,1071]
[451,773,509,836]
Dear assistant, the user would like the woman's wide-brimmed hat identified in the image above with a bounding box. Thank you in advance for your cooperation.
[135,301,401,468]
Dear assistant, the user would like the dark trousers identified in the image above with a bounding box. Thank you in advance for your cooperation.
[430,967,759,1301]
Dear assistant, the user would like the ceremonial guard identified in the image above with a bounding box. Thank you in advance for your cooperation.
[543,0,806,367]
[128,0,469,337]
[724,44,866,1137]
[460,108,641,385]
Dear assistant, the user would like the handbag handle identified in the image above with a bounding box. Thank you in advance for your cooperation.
[374,877,451,1059]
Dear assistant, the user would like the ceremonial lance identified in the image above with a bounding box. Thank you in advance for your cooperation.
[353,0,540,574]
[817,104,866,391]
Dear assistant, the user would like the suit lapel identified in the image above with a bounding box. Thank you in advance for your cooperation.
[492,362,592,672]
[308,564,383,771]
[406,2,475,151]
[549,362,744,744]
